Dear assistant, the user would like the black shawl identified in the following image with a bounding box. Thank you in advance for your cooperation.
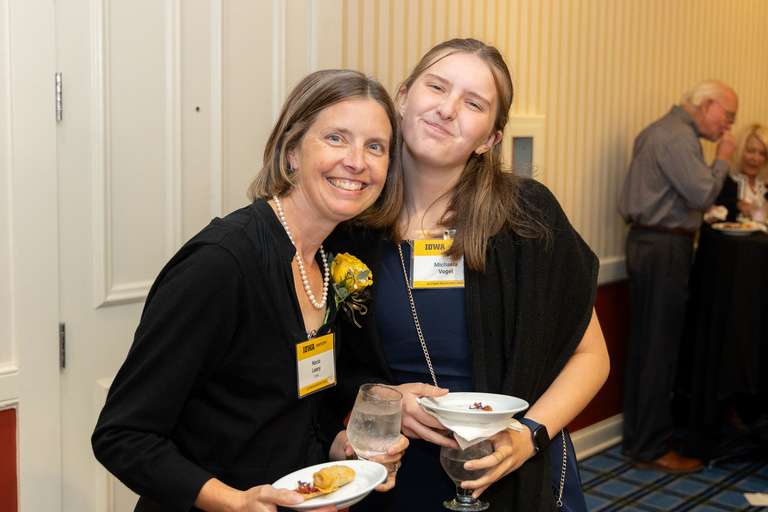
[326,178,599,511]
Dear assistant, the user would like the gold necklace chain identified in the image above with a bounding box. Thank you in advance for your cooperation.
[397,242,439,387]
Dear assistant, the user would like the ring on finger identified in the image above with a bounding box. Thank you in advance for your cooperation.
[392,462,399,473]
[492,450,505,464]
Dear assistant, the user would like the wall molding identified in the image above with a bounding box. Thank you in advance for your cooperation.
[91,0,112,307]
[0,0,14,373]
[95,378,111,512]
[165,0,183,256]
[308,0,318,71]
[209,0,224,218]
[572,413,623,460]
[0,367,19,405]
[597,256,626,285]
[271,0,286,121]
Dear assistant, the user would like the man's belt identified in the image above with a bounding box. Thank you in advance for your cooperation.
[632,223,695,238]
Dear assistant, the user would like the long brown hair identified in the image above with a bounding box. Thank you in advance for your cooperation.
[354,38,548,271]
[247,69,398,203]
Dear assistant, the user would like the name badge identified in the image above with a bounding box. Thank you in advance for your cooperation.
[296,332,336,398]
[410,239,465,289]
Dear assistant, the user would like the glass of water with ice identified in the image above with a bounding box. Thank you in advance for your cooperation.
[439,438,494,511]
[347,383,402,459]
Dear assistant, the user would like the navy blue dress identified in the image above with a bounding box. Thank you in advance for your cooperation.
[355,241,586,512]
[371,241,470,510]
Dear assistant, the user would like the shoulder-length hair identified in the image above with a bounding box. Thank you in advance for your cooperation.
[248,69,398,204]
[731,123,768,181]
[354,38,548,272]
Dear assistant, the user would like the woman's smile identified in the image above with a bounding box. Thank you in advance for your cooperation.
[423,118,453,137]
[327,177,366,191]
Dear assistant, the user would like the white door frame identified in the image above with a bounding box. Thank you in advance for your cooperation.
[5,1,346,510]
[8,0,62,511]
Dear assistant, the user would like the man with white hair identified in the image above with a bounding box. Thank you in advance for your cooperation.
[619,79,738,473]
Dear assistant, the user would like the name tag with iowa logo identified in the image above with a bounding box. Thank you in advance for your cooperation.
[296,333,336,398]
[409,239,465,289]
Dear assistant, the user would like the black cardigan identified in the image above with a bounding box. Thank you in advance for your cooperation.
[327,178,599,511]
[92,200,339,512]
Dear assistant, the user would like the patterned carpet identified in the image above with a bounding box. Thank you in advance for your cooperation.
[580,440,768,511]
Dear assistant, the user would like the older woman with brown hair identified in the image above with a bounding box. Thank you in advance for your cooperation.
[92,69,408,512]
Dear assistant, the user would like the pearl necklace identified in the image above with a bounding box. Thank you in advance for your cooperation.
[273,196,330,309]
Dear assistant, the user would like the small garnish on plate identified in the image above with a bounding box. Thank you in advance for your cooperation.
[470,402,493,411]
[297,481,317,495]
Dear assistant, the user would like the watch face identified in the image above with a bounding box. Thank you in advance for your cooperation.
[534,425,550,452]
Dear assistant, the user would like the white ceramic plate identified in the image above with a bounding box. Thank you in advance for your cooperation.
[712,222,761,236]
[420,392,529,424]
[272,460,387,510]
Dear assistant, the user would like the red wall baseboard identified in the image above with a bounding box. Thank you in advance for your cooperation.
[569,280,629,431]
[0,408,18,512]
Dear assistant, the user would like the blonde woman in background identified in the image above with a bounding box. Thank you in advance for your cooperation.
[709,123,768,222]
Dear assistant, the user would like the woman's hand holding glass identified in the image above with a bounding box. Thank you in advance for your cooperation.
[440,439,494,511]
[389,382,457,448]
[329,429,408,493]
[347,384,403,459]
[458,428,537,498]
[345,384,410,491]
[386,382,538,497]
[369,433,409,492]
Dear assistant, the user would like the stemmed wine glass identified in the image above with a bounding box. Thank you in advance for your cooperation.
[347,383,403,459]
[439,438,494,511]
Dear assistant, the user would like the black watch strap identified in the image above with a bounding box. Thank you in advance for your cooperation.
[518,417,551,454]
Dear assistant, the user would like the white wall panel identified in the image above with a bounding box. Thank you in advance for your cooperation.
[92,0,178,306]
[181,0,221,239]
[315,0,345,70]
[221,1,278,212]
[96,0,340,305]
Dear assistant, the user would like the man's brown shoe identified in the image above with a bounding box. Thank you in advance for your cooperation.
[630,451,703,474]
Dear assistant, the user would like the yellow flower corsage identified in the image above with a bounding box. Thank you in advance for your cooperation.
[327,252,372,327]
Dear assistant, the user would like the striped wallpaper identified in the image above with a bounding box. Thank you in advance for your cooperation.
[332,0,768,271]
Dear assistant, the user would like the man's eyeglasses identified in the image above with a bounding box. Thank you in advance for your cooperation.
[713,100,736,125]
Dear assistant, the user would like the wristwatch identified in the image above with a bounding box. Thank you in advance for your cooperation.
[518,418,551,454]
